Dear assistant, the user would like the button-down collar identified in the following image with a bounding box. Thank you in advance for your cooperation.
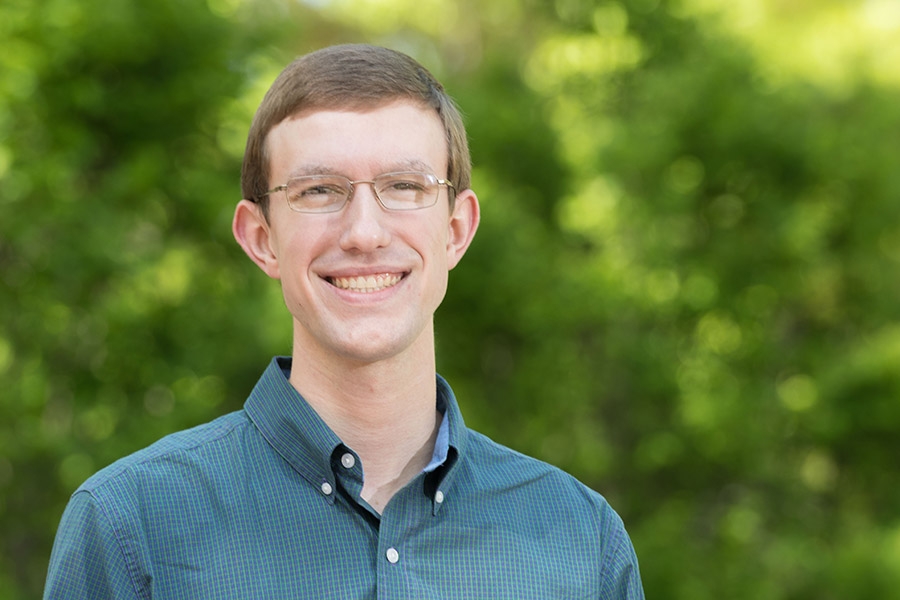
[243,357,465,511]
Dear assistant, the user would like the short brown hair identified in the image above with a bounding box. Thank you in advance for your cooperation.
[241,44,471,217]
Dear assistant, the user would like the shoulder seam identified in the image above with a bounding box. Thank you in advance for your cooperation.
[72,489,152,600]
[77,411,249,495]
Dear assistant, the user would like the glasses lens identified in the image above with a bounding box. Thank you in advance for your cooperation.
[285,176,351,213]
[375,172,439,210]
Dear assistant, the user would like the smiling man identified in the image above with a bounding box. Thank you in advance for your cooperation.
[45,44,644,598]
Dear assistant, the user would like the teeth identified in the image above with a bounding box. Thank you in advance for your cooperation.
[330,273,402,293]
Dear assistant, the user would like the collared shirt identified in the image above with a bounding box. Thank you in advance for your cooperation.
[45,357,644,599]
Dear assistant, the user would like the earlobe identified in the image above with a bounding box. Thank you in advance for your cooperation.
[232,200,281,279]
[446,190,480,270]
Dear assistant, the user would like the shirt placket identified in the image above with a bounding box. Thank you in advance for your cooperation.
[328,447,445,599]
[373,476,438,600]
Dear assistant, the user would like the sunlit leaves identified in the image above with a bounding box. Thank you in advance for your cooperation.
[310,0,469,39]
[673,0,900,91]
[524,31,644,92]
[3,0,900,598]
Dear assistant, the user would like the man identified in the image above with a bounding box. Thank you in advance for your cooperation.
[45,44,644,598]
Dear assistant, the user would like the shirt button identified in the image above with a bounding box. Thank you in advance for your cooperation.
[320,482,333,496]
[386,547,400,564]
[340,453,356,469]
[435,490,445,504]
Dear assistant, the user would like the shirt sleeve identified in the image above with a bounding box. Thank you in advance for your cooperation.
[44,490,144,600]
[597,508,645,600]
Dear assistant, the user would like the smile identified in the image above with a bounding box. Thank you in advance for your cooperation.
[328,273,404,293]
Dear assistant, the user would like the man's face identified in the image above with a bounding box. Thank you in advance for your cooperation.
[239,101,478,366]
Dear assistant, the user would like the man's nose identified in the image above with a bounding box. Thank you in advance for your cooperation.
[338,182,392,252]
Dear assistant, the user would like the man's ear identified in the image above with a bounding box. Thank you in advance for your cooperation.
[232,199,281,279]
[446,189,480,270]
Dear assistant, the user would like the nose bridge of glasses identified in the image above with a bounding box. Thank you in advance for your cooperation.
[347,178,389,209]
[344,178,387,211]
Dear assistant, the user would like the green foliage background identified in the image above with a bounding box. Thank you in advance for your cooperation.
[3,0,899,597]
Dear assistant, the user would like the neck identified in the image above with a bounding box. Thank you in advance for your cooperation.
[288,326,440,513]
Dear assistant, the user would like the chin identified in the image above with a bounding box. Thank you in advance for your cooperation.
[333,332,424,366]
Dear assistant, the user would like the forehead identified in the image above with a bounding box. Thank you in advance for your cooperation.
[265,100,448,179]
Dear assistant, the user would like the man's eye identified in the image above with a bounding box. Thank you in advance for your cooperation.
[301,184,346,196]
[386,180,426,192]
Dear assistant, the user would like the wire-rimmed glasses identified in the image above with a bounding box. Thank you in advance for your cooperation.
[251,171,455,213]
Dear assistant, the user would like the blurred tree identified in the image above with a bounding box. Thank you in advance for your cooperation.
[2,0,899,598]
[439,1,900,598]
[0,0,299,595]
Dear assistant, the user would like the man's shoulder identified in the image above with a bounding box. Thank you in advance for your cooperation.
[456,428,637,570]
[76,410,251,497]
[460,428,612,510]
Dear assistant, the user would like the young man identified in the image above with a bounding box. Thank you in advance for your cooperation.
[45,44,644,598]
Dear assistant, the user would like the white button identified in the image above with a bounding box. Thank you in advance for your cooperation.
[340,453,356,469]
[435,490,445,504]
[320,482,333,495]
[386,547,399,564]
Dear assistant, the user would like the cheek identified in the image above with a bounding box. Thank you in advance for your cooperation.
[424,228,452,288]
[424,217,453,253]
[270,238,315,297]
[276,223,328,268]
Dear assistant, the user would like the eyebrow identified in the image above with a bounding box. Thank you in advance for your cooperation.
[285,160,438,180]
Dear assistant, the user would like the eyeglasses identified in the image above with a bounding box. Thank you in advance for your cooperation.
[251,171,455,213]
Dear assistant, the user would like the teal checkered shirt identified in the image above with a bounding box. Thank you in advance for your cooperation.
[46,357,643,598]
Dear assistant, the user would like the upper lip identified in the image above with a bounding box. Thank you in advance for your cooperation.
[320,267,410,287]
[321,266,409,279]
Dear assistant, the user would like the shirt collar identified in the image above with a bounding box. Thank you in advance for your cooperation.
[423,380,453,473]
[428,374,466,499]
[244,357,344,492]
[244,357,466,493]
